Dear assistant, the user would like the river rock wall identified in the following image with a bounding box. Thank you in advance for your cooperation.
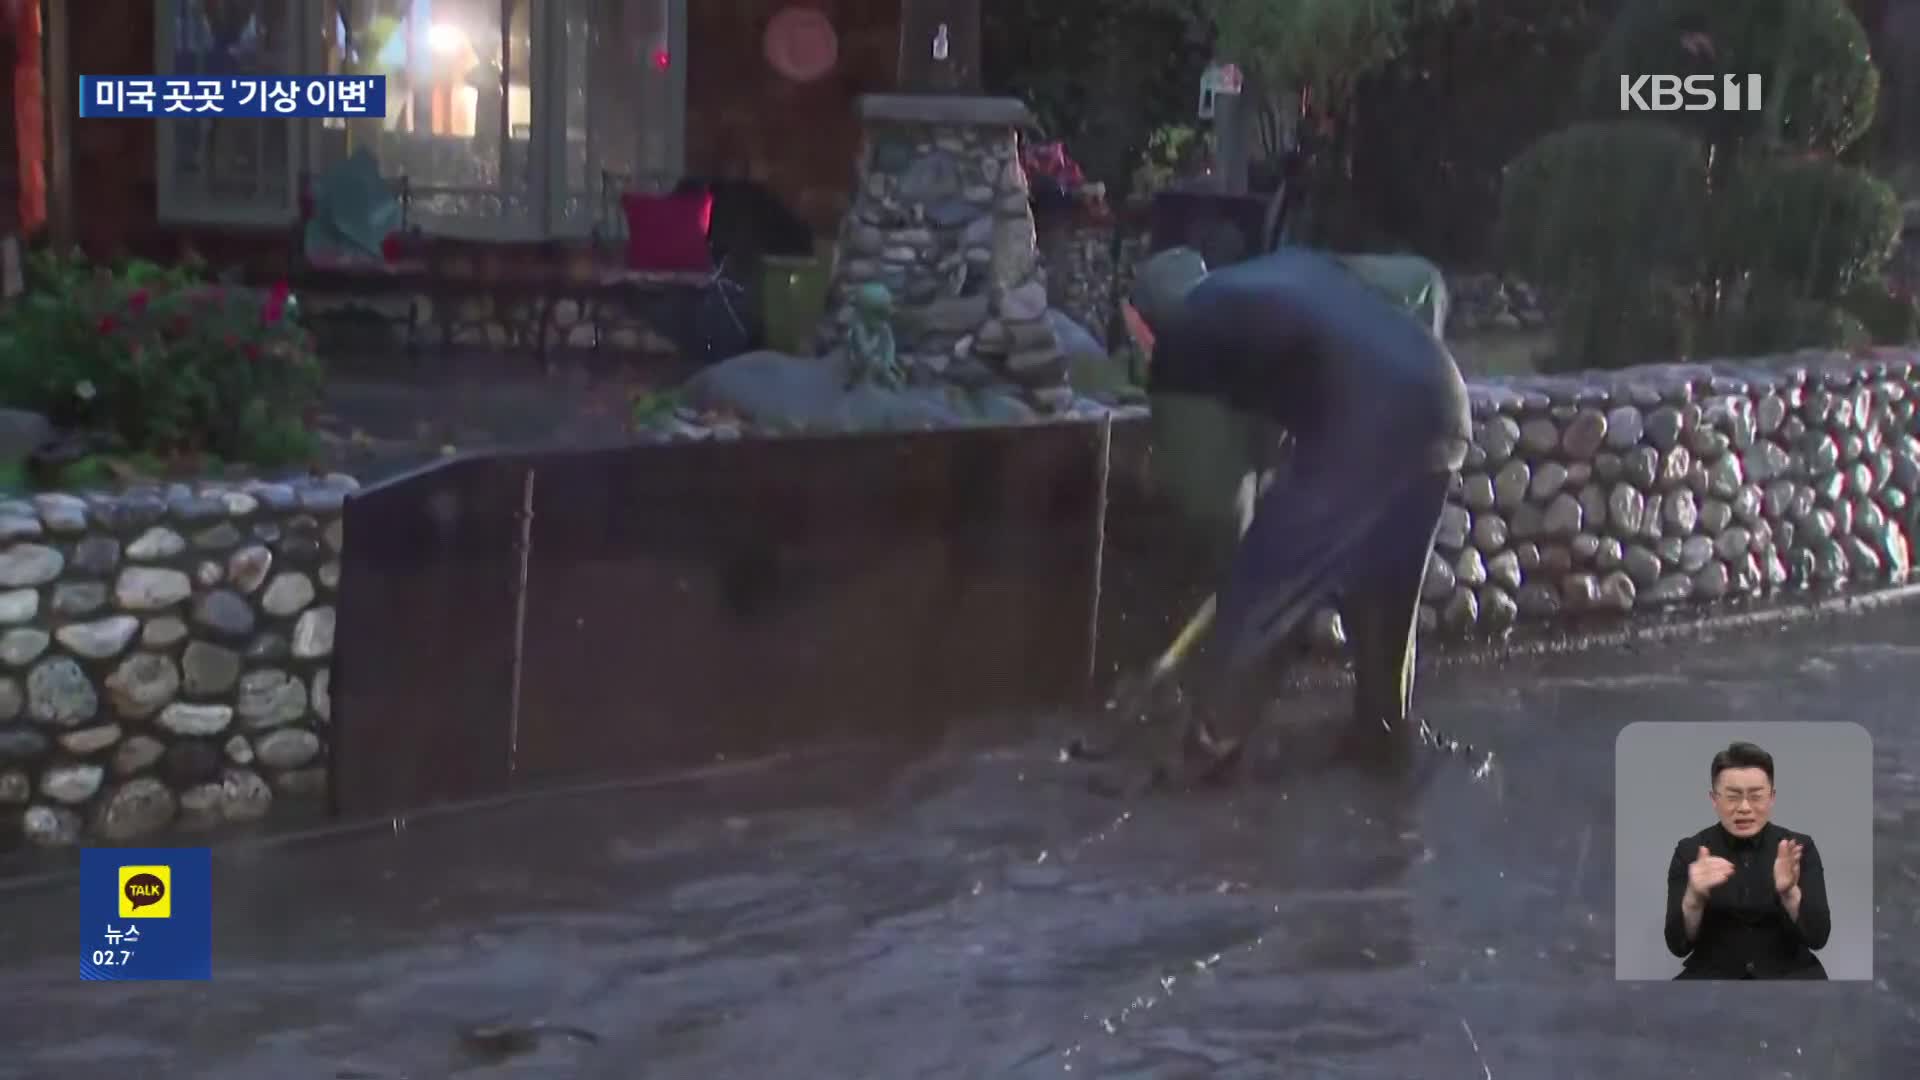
[7,347,1918,851]
[0,477,348,849]
[1294,349,1920,652]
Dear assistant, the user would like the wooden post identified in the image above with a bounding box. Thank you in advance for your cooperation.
[1209,62,1249,196]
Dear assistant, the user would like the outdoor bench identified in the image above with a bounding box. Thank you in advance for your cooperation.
[283,170,751,369]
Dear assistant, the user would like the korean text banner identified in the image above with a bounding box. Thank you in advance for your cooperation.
[78,75,386,119]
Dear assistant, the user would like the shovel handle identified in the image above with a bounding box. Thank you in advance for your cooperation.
[1148,594,1217,684]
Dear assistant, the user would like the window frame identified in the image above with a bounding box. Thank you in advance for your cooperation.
[154,0,305,228]
[156,0,687,238]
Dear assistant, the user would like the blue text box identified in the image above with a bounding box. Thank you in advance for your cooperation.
[78,75,386,119]
[79,847,212,981]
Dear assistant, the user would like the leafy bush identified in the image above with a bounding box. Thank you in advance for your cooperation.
[1708,294,1871,355]
[1130,124,1216,200]
[984,1,1208,201]
[1715,155,1902,299]
[1550,282,1697,374]
[1496,0,1899,369]
[0,252,323,467]
[1839,278,1920,344]
[1496,122,1709,289]
[1579,0,1878,157]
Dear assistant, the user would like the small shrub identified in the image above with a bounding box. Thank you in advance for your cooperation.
[1709,294,1872,355]
[1497,123,1708,368]
[1716,155,1901,300]
[0,252,323,466]
[55,455,117,490]
[1496,122,1708,291]
[1839,278,1920,344]
[1544,282,1696,374]
[629,388,684,431]
[1131,124,1215,201]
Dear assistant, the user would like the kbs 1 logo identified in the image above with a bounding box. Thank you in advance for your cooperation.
[1619,74,1764,113]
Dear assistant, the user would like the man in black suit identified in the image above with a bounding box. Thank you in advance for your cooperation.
[1666,741,1832,979]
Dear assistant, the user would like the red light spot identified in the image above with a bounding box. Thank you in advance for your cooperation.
[651,48,671,71]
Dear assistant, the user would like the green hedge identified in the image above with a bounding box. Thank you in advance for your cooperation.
[1578,0,1878,157]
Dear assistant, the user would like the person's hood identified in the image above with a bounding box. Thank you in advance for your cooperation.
[1129,246,1209,337]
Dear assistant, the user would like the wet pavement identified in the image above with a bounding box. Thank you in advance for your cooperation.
[2,606,1920,1078]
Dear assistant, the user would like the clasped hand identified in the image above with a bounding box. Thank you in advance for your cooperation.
[1686,840,1802,901]
[1686,846,1734,901]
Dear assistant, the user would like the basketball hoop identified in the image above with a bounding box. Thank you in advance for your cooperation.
[764,7,839,84]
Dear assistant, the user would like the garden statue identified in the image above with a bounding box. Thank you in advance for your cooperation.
[844,282,905,389]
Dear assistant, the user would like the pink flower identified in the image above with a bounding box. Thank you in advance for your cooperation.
[263,281,291,326]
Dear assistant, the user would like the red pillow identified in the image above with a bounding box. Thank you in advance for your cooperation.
[622,190,714,273]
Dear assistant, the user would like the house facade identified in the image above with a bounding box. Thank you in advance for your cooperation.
[33,0,899,264]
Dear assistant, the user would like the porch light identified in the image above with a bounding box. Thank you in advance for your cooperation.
[427,22,469,56]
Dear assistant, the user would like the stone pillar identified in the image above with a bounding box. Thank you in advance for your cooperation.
[1034,205,1117,347]
[820,94,1069,410]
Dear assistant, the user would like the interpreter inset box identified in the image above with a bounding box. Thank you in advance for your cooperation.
[1614,721,1873,981]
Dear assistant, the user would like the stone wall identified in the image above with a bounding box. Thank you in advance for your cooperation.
[0,476,349,849]
[8,349,1916,851]
[1035,209,1119,347]
[1292,349,1920,652]
[1445,272,1550,334]
[296,292,675,355]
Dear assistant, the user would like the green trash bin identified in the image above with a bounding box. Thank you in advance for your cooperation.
[760,254,829,356]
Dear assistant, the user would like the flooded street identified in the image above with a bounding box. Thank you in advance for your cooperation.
[2,606,1919,1078]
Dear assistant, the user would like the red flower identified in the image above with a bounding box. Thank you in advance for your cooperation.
[263,281,291,326]
[127,288,151,314]
[243,343,262,362]
[97,314,117,334]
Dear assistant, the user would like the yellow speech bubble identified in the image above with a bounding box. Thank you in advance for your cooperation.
[118,865,172,919]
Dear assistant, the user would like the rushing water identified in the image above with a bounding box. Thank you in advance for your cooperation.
[1,606,1917,1077]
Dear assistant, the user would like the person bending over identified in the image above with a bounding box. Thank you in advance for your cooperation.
[1118,245,1471,781]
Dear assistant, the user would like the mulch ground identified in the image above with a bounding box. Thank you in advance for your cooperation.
[314,347,695,482]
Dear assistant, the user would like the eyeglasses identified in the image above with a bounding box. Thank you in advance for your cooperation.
[1714,789,1773,808]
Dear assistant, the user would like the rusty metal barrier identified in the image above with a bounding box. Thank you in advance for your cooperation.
[330,453,529,818]
[333,421,1125,819]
